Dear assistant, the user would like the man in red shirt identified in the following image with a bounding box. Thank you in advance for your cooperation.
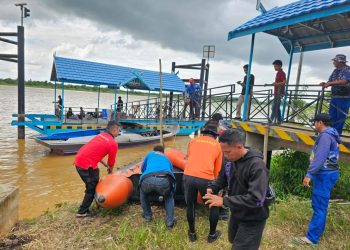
[270,60,286,124]
[75,121,119,217]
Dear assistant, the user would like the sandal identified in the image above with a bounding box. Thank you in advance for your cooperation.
[292,237,318,247]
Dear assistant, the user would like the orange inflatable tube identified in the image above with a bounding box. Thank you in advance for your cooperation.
[95,174,133,209]
[95,148,205,209]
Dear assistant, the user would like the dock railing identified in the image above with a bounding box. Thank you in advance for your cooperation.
[108,83,349,134]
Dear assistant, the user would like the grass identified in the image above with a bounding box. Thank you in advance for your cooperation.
[1,197,350,250]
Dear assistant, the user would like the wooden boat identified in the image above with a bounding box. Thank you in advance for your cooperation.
[95,148,186,209]
[35,124,179,154]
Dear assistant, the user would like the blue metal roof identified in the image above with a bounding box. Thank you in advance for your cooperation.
[228,0,350,53]
[50,56,185,92]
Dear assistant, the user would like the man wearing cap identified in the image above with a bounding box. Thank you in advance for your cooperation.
[183,123,222,243]
[270,60,286,124]
[185,78,202,120]
[320,54,350,135]
[235,64,255,120]
[294,113,340,246]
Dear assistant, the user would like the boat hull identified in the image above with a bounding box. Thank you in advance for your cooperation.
[35,125,179,154]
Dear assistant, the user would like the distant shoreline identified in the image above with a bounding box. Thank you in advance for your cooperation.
[0,80,160,97]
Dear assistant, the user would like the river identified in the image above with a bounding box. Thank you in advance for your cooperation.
[0,85,190,219]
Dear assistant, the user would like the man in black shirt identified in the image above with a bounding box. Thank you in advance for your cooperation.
[204,129,269,250]
[234,65,254,120]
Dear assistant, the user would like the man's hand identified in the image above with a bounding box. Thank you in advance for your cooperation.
[320,82,330,88]
[206,188,213,194]
[303,176,311,187]
[107,168,113,174]
[202,193,223,208]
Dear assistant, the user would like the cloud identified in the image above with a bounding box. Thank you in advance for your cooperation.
[0,0,349,89]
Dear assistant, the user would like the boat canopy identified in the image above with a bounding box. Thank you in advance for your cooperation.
[50,56,185,92]
[228,0,350,53]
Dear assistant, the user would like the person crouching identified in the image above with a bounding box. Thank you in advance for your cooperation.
[139,145,176,228]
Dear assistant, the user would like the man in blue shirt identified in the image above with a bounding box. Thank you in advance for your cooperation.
[139,145,176,228]
[185,78,202,120]
[294,113,340,246]
[320,54,350,135]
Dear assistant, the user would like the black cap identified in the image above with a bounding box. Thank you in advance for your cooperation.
[272,60,283,66]
[310,113,332,124]
[201,123,218,136]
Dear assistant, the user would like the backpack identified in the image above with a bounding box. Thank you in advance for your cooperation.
[230,161,276,207]
[264,185,276,207]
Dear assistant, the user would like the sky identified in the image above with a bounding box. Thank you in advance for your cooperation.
[1,0,349,91]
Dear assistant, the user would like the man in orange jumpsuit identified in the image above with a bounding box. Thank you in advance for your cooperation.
[183,123,223,243]
[74,121,119,217]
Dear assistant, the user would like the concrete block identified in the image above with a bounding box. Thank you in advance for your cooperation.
[0,186,19,237]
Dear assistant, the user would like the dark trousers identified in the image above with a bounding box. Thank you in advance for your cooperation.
[329,97,350,135]
[229,218,266,250]
[76,167,99,214]
[140,175,175,226]
[183,175,219,235]
[270,96,282,124]
[189,100,200,120]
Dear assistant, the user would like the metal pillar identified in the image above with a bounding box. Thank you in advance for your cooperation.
[61,81,65,122]
[54,80,57,114]
[242,33,255,121]
[295,50,304,99]
[97,85,101,111]
[126,89,129,116]
[282,42,294,119]
[201,63,210,119]
[17,26,25,139]
[199,59,206,120]
[113,90,117,120]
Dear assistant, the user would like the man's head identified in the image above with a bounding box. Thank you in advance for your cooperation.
[58,95,62,99]
[211,113,223,122]
[243,64,249,74]
[118,96,122,99]
[218,129,246,161]
[153,145,165,153]
[272,60,283,71]
[189,78,195,85]
[311,113,332,132]
[332,54,347,68]
[107,120,120,137]
[201,123,218,138]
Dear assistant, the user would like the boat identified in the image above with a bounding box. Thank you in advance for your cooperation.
[35,124,179,154]
[95,148,186,209]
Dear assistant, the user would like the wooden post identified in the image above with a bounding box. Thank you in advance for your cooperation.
[159,59,164,146]
[263,125,269,164]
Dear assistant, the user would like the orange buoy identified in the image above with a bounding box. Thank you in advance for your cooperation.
[95,174,133,209]
[165,148,186,170]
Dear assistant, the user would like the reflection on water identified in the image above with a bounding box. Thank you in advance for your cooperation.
[0,86,189,218]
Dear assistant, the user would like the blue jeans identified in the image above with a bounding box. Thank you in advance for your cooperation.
[329,97,350,135]
[306,171,339,244]
[140,176,175,226]
[270,96,282,124]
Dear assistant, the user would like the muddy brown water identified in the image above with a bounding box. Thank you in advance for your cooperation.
[0,85,190,219]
